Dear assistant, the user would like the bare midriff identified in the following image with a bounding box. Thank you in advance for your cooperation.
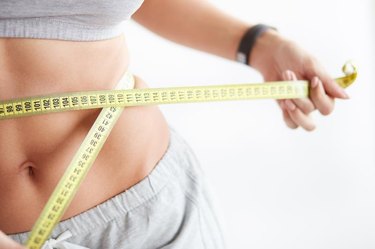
[0,35,170,234]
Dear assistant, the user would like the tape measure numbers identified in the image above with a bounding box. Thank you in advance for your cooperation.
[0,63,356,249]
[0,63,357,120]
[24,72,135,249]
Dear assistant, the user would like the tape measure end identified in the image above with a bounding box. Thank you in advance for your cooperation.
[342,61,357,76]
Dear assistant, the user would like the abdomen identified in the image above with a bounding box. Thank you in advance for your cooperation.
[0,36,170,234]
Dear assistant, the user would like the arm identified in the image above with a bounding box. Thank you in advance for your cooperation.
[133,0,349,131]
[133,0,248,61]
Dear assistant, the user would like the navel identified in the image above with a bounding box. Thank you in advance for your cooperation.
[19,161,36,177]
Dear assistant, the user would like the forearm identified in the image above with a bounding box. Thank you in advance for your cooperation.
[133,0,250,61]
[133,0,349,132]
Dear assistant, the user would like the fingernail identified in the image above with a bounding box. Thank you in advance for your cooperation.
[342,91,350,99]
[311,77,319,88]
[339,88,350,99]
[286,70,293,80]
[285,99,296,110]
[307,124,316,132]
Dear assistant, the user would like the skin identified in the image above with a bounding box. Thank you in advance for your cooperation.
[0,0,348,246]
[0,37,170,234]
[0,231,25,249]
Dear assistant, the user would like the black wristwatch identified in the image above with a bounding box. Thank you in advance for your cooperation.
[236,24,277,65]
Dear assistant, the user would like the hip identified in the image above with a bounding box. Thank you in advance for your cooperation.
[10,128,225,249]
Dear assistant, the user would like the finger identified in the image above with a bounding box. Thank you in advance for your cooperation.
[277,100,298,129]
[306,59,349,99]
[276,99,286,111]
[0,231,25,249]
[285,103,316,131]
[283,70,315,114]
[282,108,298,129]
[310,77,335,115]
[292,98,315,114]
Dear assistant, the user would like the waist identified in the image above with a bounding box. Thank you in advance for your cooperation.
[0,35,130,100]
[0,37,170,234]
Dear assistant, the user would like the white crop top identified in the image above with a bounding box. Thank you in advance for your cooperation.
[0,0,144,41]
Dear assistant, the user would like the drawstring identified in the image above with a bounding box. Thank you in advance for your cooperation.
[41,230,90,249]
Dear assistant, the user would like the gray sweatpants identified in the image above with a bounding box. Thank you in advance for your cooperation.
[10,128,225,249]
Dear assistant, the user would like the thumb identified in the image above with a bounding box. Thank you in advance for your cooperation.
[306,60,349,99]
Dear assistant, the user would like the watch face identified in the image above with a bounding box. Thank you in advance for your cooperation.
[237,52,247,64]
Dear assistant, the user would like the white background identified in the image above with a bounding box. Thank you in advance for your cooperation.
[124,0,375,248]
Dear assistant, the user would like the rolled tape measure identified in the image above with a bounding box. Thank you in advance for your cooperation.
[0,63,356,249]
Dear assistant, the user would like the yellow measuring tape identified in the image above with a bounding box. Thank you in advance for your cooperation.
[0,64,357,120]
[0,63,356,249]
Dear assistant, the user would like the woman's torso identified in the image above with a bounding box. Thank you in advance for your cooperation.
[0,35,170,234]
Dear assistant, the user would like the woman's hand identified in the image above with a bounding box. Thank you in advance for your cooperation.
[0,231,25,249]
[250,30,349,131]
